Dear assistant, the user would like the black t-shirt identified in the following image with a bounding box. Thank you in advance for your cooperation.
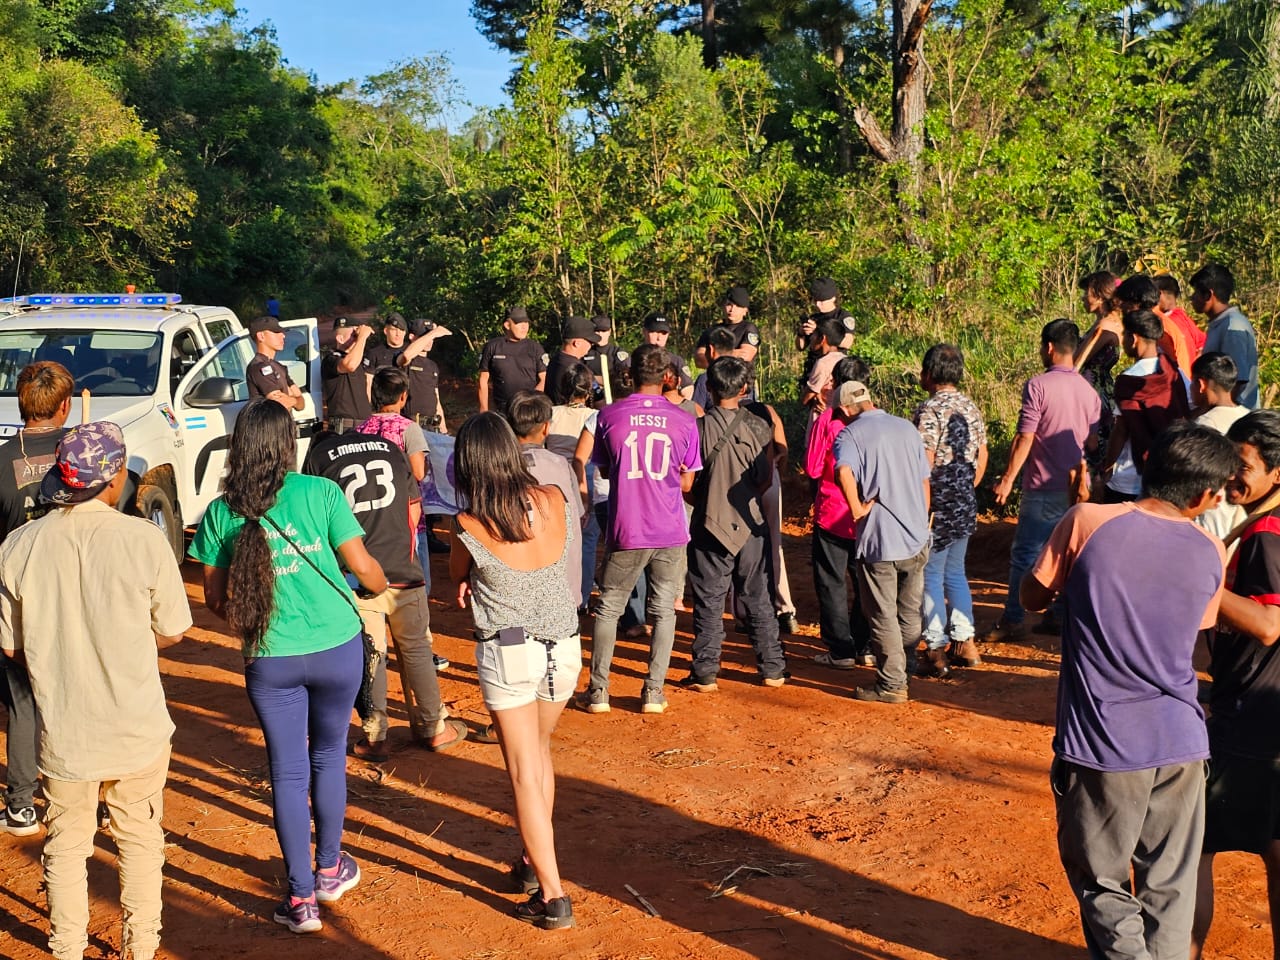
[630,349,693,390]
[398,352,440,420]
[544,350,581,405]
[304,431,422,587]
[321,348,373,422]
[1209,508,1280,759]
[696,319,762,354]
[246,352,294,400]
[583,342,631,389]
[364,341,399,372]
[479,336,546,413]
[0,428,68,543]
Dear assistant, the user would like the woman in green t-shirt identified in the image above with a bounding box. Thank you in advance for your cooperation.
[190,400,386,935]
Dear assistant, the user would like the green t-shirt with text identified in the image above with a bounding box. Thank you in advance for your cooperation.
[189,472,365,657]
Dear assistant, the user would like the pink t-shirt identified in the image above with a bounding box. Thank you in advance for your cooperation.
[1017,365,1102,493]
[592,392,701,550]
[805,407,855,540]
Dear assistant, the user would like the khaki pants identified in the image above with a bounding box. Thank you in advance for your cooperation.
[43,746,170,960]
[357,585,447,743]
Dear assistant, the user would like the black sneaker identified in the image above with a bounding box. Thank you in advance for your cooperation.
[678,674,718,693]
[511,855,539,895]
[777,612,799,634]
[0,803,38,837]
[97,801,111,831]
[432,653,451,671]
[514,892,575,930]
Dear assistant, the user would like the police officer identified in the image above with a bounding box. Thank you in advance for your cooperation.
[638,313,694,400]
[322,316,374,432]
[583,315,629,403]
[795,277,855,352]
[545,317,601,405]
[246,315,305,411]
[694,286,761,369]
[396,317,451,433]
[364,312,407,371]
[478,305,547,416]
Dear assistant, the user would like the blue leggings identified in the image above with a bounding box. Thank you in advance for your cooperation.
[245,634,362,898]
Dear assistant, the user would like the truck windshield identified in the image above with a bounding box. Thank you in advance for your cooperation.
[0,330,163,396]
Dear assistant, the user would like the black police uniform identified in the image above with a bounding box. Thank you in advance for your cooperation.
[696,318,762,355]
[399,351,442,426]
[246,353,295,400]
[364,340,399,371]
[544,350,584,405]
[321,347,373,426]
[478,336,546,414]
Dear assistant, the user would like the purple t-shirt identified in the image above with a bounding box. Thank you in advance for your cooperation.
[1031,503,1225,772]
[1017,364,1101,493]
[592,392,701,550]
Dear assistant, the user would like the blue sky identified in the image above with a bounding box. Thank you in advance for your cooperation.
[235,0,513,110]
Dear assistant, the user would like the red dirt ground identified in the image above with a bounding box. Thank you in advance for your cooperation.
[1,408,1273,959]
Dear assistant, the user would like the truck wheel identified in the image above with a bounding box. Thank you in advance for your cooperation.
[137,483,183,560]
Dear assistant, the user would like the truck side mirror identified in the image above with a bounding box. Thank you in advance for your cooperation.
[185,376,238,407]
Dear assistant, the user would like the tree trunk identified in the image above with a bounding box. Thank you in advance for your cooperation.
[891,0,931,205]
[852,0,934,262]
[701,0,718,69]
[832,41,852,173]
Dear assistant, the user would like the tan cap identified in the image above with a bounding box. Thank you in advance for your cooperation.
[836,380,871,407]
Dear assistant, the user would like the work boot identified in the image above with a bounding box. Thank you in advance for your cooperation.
[949,639,982,667]
[916,646,951,679]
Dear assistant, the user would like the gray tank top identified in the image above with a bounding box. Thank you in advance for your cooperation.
[457,501,578,640]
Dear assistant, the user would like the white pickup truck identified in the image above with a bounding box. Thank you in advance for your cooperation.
[0,293,321,556]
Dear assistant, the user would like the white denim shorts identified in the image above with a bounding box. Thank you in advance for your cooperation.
[475,632,583,711]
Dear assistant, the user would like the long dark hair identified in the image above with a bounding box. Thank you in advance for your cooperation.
[454,412,541,543]
[223,400,296,655]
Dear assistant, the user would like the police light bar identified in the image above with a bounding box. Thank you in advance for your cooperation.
[1,293,183,306]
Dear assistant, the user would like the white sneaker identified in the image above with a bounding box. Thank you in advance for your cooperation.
[1,804,40,837]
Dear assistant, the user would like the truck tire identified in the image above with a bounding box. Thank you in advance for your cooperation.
[137,483,183,560]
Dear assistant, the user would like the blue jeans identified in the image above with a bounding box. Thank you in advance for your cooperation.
[1004,488,1069,624]
[580,508,600,608]
[244,634,362,898]
[415,529,433,594]
[922,535,974,648]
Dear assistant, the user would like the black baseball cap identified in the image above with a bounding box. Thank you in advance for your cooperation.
[562,316,601,344]
[809,277,838,301]
[643,312,672,333]
[506,305,530,323]
[333,316,357,329]
[249,315,285,336]
[592,314,612,332]
[384,312,407,330]
[725,286,750,308]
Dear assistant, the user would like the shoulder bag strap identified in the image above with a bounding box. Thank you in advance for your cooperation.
[262,514,363,620]
[703,407,748,473]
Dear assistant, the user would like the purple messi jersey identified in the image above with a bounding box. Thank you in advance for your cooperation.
[592,392,701,550]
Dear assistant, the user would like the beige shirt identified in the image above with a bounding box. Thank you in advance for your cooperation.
[0,500,191,781]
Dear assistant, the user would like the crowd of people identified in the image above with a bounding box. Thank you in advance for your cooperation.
[0,262,1276,959]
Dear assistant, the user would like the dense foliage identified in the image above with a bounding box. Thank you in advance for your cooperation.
[0,0,1275,439]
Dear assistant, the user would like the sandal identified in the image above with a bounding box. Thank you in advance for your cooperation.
[472,723,500,745]
[351,738,388,763]
[420,717,468,753]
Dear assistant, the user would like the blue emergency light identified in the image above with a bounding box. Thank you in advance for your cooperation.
[1,293,183,306]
